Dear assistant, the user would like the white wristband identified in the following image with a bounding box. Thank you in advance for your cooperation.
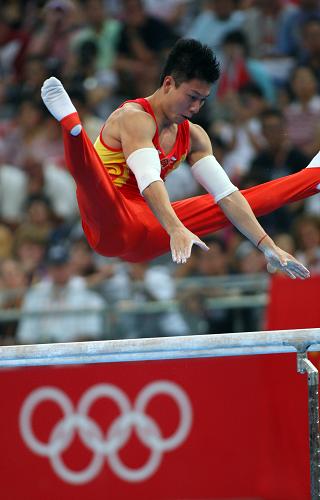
[191,155,238,202]
[127,147,163,194]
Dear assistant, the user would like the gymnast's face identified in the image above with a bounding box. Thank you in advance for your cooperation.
[162,77,211,124]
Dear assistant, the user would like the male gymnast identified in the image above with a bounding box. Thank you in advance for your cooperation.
[41,39,320,279]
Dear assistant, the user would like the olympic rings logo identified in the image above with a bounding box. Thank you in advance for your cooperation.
[19,381,193,484]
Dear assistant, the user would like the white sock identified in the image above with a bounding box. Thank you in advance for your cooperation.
[307,151,320,168]
[41,77,78,122]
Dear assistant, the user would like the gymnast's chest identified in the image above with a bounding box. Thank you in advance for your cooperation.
[157,125,179,157]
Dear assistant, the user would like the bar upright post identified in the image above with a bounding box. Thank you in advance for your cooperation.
[297,352,320,499]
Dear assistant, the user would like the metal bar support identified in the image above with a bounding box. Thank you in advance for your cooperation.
[297,352,320,499]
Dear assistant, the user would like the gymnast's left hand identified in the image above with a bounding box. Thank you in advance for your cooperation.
[263,246,310,279]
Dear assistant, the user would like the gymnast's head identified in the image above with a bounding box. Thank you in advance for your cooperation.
[158,39,220,123]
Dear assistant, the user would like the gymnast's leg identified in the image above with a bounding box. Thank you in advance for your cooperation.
[41,77,144,256]
[123,161,320,262]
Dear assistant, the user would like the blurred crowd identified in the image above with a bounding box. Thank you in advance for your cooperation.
[0,0,320,345]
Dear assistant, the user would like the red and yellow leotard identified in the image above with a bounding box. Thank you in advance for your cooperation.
[94,98,190,198]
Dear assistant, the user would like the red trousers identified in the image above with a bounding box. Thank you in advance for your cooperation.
[62,117,320,262]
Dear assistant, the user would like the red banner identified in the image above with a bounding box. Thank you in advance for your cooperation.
[0,355,311,499]
[266,275,320,330]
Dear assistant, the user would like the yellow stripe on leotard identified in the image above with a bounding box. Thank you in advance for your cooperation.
[94,135,133,189]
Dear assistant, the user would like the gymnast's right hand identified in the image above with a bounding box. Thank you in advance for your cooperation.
[170,227,209,264]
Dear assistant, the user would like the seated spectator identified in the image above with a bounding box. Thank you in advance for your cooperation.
[0,8,30,84]
[13,229,48,285]
[232,239,266,331]
[0,258,28,344]
[14,194,56,246]
[212,83,267,181]
[243,0,298,59]
[27,0,81,75]
[114,0,178,97]
[284,65,320,158]
[294,215,320,273]
[24,156,78,220]
[7,54,51,106]
[272,232,297,259]
[114,262,189,338]
[190,236,234,334]
[71,0,122,72]
[0,161,27,225]
[249,108,309,183]
[0,225,13,259]
[186,0,245,55]
[279,0,320,57]
[216,31,276,105]
[234,240,266,275]
[0,98,48,168]
[16,245,106,344]
[247,107,309,233]
[298,18,320,90]
[66,88,104,143]
[69,237,116,288]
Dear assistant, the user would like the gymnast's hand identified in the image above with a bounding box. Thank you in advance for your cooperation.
[263,246,310,279]
[170,227,209,264]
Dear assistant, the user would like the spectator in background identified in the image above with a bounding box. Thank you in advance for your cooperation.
[279,0,320,57]
[37,159,78,221]
[294,215,320,273]
[0,8,30,83]
[17,245,106,344]
[6,55,51,108]
[14,194,55,247]
[234,240,266,275]
[243,0,298,59]
[27,0,81,75]
[248,107,309,233]
[0,257,27,345]
[216,31,276,106]
[0,98,48,168]
[249,108,309,183]
[114,262,189,338]
[0,224,13,259]
[69,237,117,289]
[284,65,320,158]
[12,194,56,284]
[186,0,245,55]
[0,156,78,225]
[193,236,231,278]
[13,230,48,286]
[0,258,28,344]
[115,0,178,96]
[67,88,104,142]
[298,18,320,89]
[212,83,267,182]
[191,236,234,333]
[273,232,296,256]
[143,0,196,35]
[72,0,122,72]
[0,160,27,225]
[231,239,266,331]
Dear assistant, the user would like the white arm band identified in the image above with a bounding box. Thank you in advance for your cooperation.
[127,147,163,195]
[191,155,238,202]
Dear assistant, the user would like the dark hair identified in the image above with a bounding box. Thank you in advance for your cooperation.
[159,38,220,87]
[238,82,264,99]
[259,107,284,122]
[222,30,250,57]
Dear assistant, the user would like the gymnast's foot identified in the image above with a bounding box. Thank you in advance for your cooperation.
[41,77,82,136]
